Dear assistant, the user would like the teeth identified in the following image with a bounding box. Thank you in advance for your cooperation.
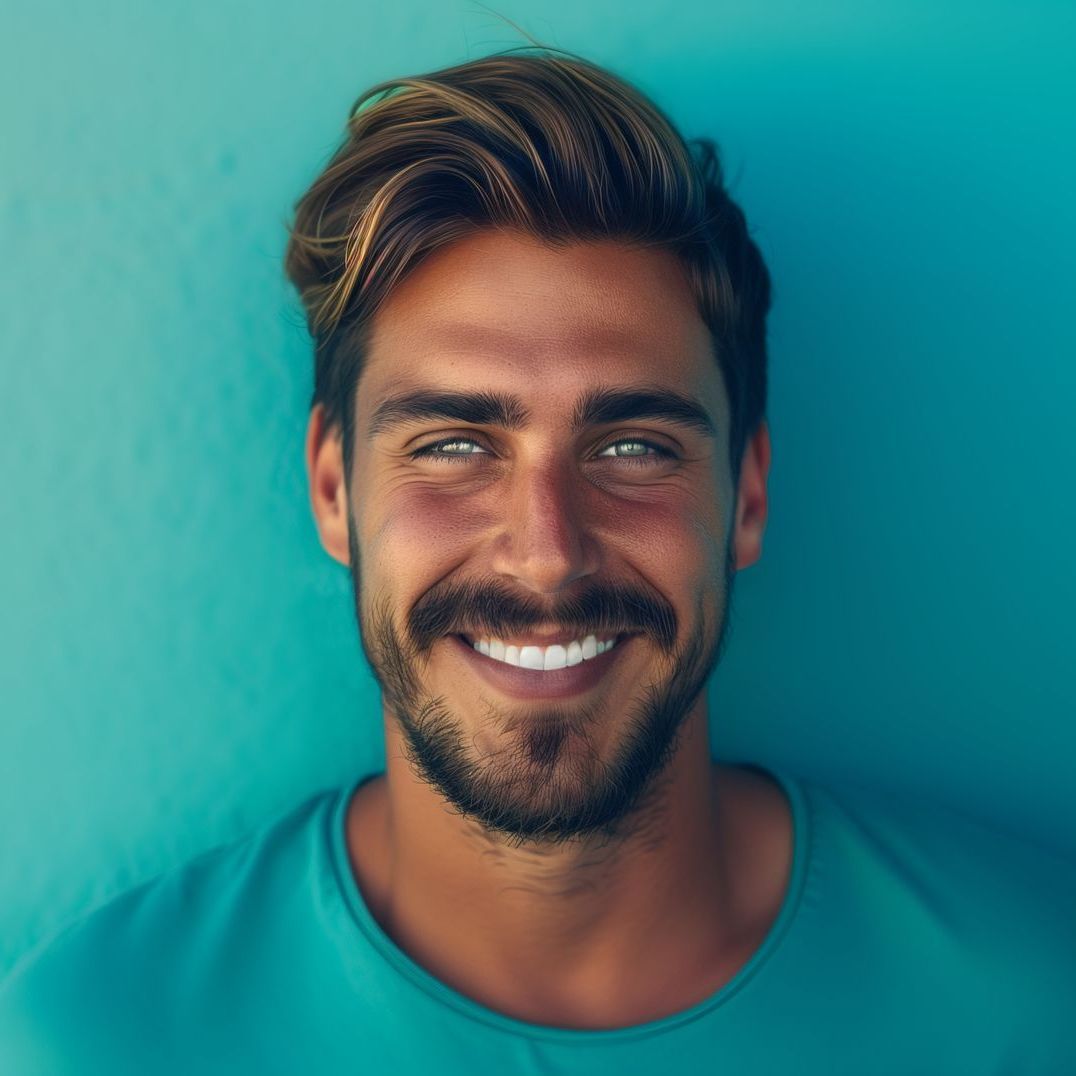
[472,633,618,670]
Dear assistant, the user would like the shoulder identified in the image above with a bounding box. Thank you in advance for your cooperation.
[805,774,1076,927]
[0,783,340,1075]
[800,774,1076,1050]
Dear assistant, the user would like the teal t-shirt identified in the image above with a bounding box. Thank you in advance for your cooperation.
[2,764,1074,1074]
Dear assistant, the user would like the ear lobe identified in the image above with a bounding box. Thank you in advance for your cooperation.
[305,405,351,567]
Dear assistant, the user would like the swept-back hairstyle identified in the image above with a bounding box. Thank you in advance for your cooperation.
[283,44,771,487]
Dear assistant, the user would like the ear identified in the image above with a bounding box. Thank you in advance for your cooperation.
[305,404,351,567]
[732,419,771,571]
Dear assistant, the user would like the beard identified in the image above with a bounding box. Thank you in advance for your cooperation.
[345,509,737,850]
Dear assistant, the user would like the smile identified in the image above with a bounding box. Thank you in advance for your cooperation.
[464,633,619,670]
[449,632,636,699]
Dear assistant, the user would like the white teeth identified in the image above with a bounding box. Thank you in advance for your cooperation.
[544,645,568,670]
[470,633,618,670]
[520,646,545,670]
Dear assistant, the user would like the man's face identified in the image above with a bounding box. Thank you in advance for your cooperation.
[330,229,761,847]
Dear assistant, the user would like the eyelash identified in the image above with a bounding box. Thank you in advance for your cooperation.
[409,436,677,468]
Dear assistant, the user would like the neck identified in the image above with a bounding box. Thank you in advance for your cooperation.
[344,708,793,1029]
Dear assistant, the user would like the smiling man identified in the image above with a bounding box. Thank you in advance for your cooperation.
[2,44,1074,1076]
[306,225,785,1028]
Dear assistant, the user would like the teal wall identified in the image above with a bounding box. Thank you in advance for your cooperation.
[1,1,1073,975]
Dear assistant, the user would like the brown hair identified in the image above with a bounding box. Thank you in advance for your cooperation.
[283,44,771,486]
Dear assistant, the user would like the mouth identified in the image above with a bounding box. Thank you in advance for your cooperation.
[448,632,639,699]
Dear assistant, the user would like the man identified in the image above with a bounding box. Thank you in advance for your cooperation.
[2,46,1073,1075]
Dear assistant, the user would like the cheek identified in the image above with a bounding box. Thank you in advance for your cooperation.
[366,486,486,574]
[608,496,726,591]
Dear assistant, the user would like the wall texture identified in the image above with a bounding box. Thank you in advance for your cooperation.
[1,0,1073,976]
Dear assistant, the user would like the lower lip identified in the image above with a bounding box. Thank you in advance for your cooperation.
[448,633,637,699]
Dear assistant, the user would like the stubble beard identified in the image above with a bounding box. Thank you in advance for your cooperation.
[345,509,737,849]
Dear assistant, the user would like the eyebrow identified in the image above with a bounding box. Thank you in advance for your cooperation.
[366,384,717,442]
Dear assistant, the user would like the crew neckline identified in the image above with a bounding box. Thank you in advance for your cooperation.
[327,759,811,1044]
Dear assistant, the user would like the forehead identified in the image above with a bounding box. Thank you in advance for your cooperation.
[357,229,725,427]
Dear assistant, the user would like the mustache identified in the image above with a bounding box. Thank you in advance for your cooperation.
[409,578,678,653]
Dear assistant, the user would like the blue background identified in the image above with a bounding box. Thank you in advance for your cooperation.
[1,0,1073,977]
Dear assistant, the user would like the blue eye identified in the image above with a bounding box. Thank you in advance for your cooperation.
[409,437,676,466]
[595,439,676,465]
[409,438,489,464]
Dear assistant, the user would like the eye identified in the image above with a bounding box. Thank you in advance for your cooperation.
[409,436,677,467]
[408,437,491,464]
[594,438,677,467]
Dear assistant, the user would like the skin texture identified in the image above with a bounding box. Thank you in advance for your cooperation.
[305,228,791,1030]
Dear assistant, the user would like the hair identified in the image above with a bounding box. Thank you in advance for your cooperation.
[282,42,771,488]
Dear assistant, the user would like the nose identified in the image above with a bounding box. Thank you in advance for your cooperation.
[489,455,601,595]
